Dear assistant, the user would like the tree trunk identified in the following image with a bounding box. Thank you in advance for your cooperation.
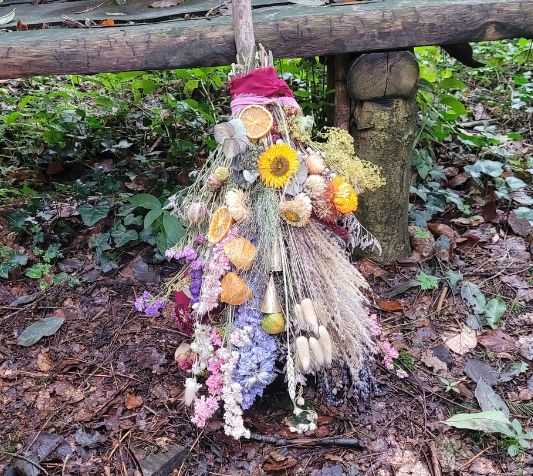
[347,51,419,263]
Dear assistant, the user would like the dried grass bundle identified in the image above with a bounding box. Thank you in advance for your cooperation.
[286,219,374,376]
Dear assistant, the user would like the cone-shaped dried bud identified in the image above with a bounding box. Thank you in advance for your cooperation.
[318,325,333,366]
[186,202,207,226]
[260,275,282,313]
[296,336,311,372]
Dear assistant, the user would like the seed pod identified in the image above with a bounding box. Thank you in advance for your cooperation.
[308,336,324,367]
[296,336,311,372]
[318,325,333,366]
[301,298,319,335]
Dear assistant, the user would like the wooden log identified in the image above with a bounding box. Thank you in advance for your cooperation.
[348,51,419,262]
[0,0,532,79]
[232,0,256,61]
[333,54,352,130]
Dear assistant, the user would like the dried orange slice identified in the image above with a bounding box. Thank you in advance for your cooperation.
[239,105,274,140]
[207,206,233,244]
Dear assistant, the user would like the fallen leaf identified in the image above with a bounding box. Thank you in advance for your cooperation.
[478,330,517,353]
[444,326,477,355]
[125,393,144,410]
[508,210,532,237]
[17,317,65,347]
[428,223,460,241]
[358,258,389,282]
[499,361,529,382]
[518,336,533,361]
[100,18,115,27]
[475,379,510,417]
[421,349,447,372]
[377,300,403,312]
[16,20,28,30]
[36,351,54,371]
[464,359,499,385]
[151,0,184,7]
[444,410,511,433]
[381,279,419,299]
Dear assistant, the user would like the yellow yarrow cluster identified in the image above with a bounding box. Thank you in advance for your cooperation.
[316,127,385,192]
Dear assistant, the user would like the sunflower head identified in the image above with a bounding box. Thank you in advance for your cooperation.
[258,143,299,189]
[328,176,358,214]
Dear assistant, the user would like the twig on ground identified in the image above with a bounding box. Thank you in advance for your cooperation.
[429,441,442,476]
[248,433,365,448]
[459,445,493,472]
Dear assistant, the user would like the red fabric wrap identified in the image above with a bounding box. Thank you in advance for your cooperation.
[229,66,294,100]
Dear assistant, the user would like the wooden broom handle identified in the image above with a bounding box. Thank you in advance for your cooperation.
[232,0,256,60]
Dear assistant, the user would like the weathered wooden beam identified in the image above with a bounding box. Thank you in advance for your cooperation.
[348,51,419,262]
[0,0,531,79]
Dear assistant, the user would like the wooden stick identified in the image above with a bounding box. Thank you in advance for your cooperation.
[249,433,364,448]
[334,54,352,130]
[231,0,255,61]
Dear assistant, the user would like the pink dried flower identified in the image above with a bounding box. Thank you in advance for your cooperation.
[191,395,219,428]
[380,340,398,370]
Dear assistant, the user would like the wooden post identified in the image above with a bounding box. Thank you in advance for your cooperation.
[347,51,419,263]
[231,0,255,60]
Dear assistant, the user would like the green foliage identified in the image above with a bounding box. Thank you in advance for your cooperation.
[416,271,439,291]
[397,349,416,371]
[445,411,532,457]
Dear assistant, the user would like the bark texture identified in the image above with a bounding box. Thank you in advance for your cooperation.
[348,51,419,263]
[0,0,531,79]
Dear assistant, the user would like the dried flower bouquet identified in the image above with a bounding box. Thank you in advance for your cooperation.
[136,47,386,438]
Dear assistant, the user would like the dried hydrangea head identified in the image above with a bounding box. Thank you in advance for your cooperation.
[258,143,299,189]
[328,176,359,214]
[303,174,328,199]
[279,193,312,227]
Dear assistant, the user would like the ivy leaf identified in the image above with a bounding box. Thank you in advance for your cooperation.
[416,271,439,290]
[446,270,463,288]
[130,193,161,210]
[0,252,28,279]
[464,159,504,179]
[144,208,163,229]
[89,233,111,255]
[484,297,507,329]
[111,225,139,248]
[505,176,527,190]
[162,212,185,245]
[78,201,112,226]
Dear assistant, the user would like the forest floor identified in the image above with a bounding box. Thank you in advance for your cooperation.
[1,43,532,475]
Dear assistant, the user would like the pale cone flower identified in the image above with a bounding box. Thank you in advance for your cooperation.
[303,174,328,199]
[225,188,250,222]
[187,202,207,225]
[305,152,326,174]
[296,336,311,372]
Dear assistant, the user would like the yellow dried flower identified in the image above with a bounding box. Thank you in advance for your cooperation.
[279,193,312,227]
[316,127,385,192]
[328,176,358,214]
[258,143,299,189]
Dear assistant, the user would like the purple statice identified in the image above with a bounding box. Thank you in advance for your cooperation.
[233,302,277,409]
[189,258,204,305]
[135,291,165,317]
[165,245,198,261]
[194,235,206,246]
